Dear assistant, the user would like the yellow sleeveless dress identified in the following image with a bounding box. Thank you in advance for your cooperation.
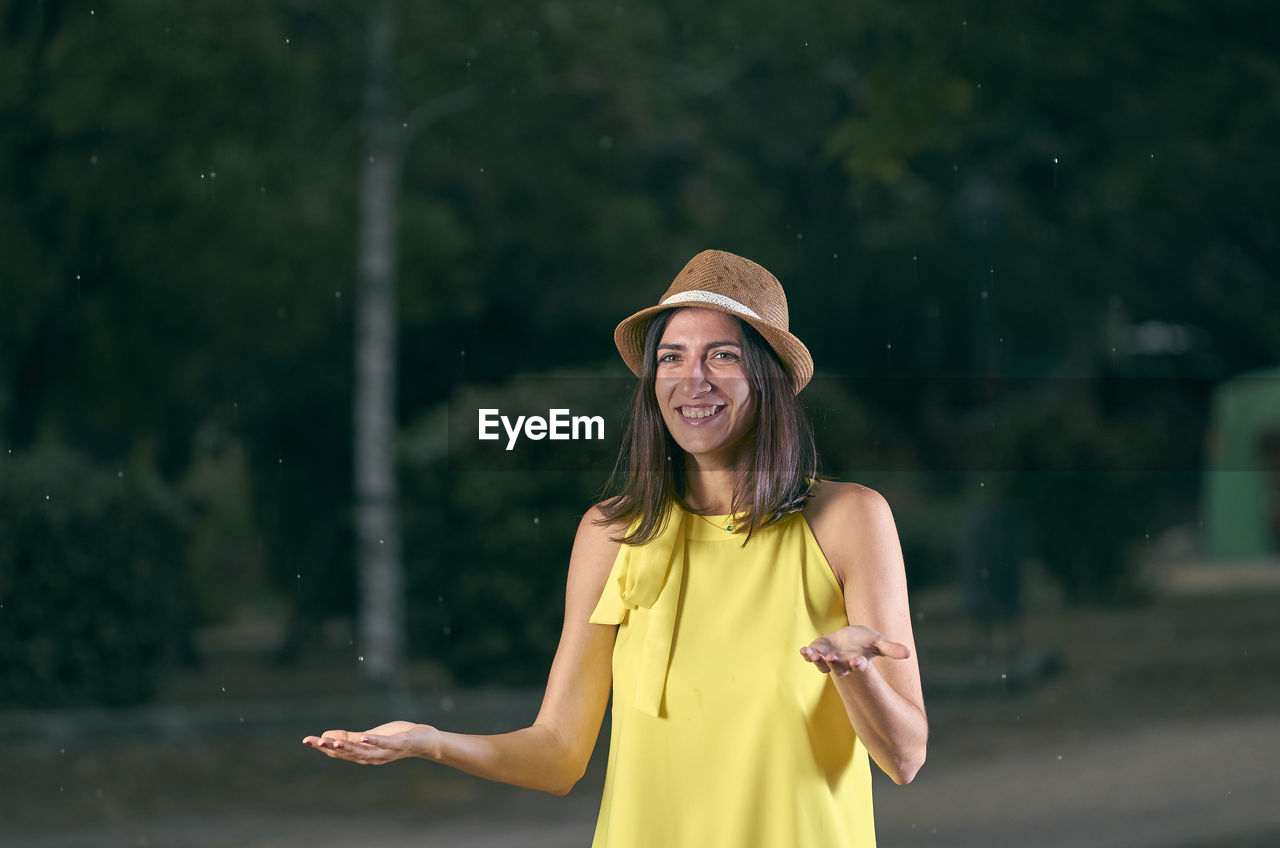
[589,506,876,848]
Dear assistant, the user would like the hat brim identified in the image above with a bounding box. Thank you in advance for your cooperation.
[614,303,814,395]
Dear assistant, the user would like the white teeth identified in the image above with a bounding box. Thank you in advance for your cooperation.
[681,406,721,419]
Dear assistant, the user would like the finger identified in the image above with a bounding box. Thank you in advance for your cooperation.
[807,638,834,654]
[319,730,357,750]
[825,655,853,676]
[317,738,380,762]
[303,734,343,749]
[799,646,831,674]
[874,639,912,660]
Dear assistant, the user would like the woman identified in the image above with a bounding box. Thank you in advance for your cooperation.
[305,250,926,846]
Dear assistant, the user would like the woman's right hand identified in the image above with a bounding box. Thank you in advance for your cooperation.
[302,720,439,765]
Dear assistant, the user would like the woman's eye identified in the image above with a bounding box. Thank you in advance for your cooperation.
[657,353,678,363]
[711,350,739,361]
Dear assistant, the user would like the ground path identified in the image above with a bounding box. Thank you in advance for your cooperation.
[5,708,1278,847]
[6,585,1280,846]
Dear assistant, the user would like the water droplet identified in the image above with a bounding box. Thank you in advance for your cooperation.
[117,471,123,478]
[981,290,989,299]
[334,290,342,299]
[45,495,50,500]
[358,655,365,662]
[443,626,452,636]
[533,516,540,525]
[1057,755,1063,761]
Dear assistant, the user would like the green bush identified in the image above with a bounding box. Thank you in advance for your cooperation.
[0,448,189,707]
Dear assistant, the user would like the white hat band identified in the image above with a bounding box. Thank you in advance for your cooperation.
[660,289,762,320]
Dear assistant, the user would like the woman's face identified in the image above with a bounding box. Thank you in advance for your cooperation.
[653,308,759,467]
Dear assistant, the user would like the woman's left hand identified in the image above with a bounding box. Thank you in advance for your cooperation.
[800,625,911,676]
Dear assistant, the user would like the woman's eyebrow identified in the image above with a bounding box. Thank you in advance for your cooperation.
[657,341,742,351]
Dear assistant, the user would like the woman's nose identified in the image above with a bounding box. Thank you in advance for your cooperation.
[679,360,712,395]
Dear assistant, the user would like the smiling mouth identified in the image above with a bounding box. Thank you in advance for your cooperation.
[680,405,724,420]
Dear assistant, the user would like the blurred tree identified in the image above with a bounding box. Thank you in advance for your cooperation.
[354,0,405,687]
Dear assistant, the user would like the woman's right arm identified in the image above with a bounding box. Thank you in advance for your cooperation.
[303,505,621,796]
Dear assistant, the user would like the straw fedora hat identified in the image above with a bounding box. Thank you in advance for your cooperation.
[614,249,814,394]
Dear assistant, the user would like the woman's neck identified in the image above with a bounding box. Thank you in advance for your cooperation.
[682,457,747,515]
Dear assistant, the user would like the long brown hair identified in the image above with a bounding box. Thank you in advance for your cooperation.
[597,308,818,545]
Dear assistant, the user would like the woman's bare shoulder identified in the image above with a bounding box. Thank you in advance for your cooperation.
[805,481,898,584]
[560,503,627,618]
[806,479,891,526]
[571,502,626,561]
[580,500,628,534]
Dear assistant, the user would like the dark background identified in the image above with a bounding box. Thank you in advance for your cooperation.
[3,2,1279,845]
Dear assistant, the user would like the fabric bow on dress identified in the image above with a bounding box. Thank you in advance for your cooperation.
[589,508,687,718]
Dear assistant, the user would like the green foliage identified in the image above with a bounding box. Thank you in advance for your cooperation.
[0,448,189,707]
[3,0,1279,684]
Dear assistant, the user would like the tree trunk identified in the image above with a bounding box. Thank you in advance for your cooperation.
[354,0,404,687]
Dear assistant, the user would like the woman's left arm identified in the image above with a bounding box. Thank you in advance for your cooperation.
[802,483,927,785]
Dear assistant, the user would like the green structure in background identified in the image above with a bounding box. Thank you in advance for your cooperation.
[1205,368,1280,561]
